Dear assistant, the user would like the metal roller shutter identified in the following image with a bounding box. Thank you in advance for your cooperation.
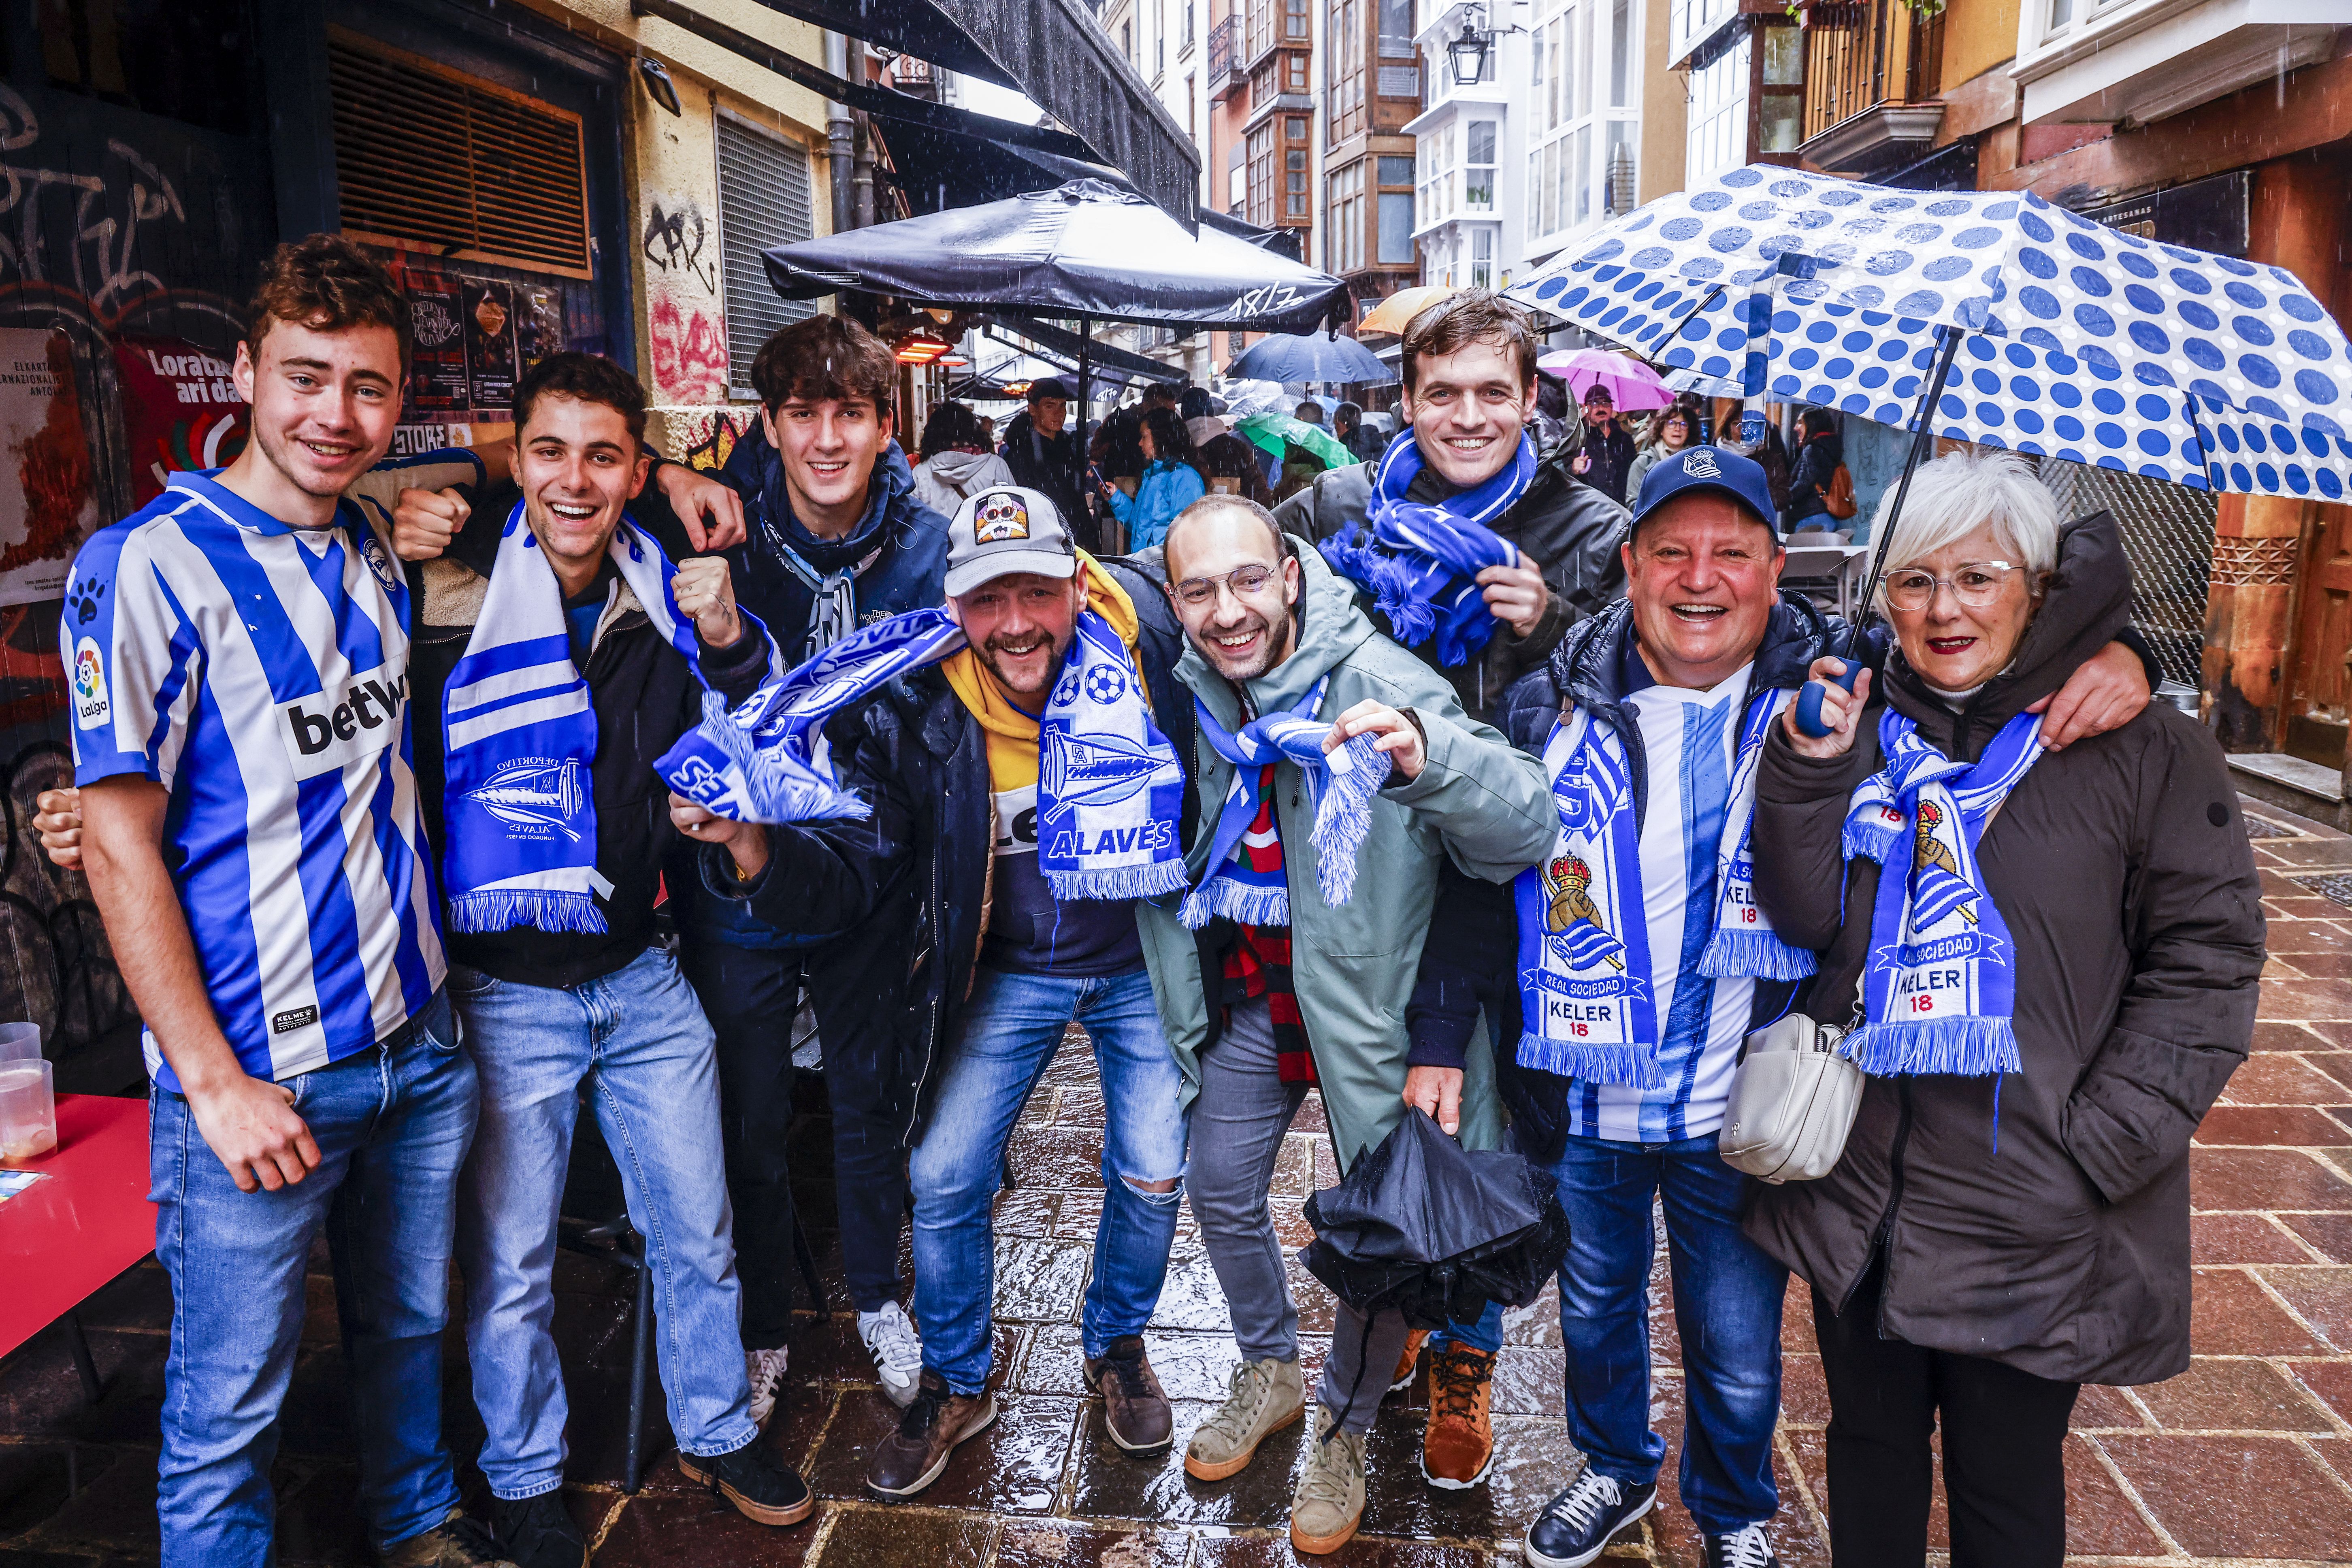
[716,115,817,400]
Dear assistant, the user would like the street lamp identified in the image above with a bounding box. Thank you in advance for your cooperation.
[1447,20,1490,85]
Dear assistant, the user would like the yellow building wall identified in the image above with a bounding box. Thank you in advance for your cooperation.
[506,0,837,455]
[1939,0,2020,96]
[1639,0,1687,202]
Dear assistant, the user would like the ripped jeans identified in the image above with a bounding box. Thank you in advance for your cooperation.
[911,964,1189,1394]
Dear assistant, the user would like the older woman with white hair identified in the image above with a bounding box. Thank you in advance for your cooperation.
[1741,449,2264,1568]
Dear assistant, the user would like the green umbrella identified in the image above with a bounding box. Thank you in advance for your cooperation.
[1236,413,1356,471]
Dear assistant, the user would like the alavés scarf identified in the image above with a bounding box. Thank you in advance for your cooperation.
[443,503,780,934]
[1839,707,2046,1077]
[1317,428,1535,670]
[656,605,1189,902]
[1513,687,1810,1088]
[1181,675,1390,929]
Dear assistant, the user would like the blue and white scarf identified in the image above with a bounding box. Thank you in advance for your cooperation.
[1514,686,1808,1086]
[657,607,965,824]
[1037,609,1190,900]
[1840,707,2046,1077]
[442,503,779,933]
[1180,675,1390,929]
[1318,429,1535,669]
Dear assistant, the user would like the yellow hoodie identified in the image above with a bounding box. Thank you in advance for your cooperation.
[938,551,1146,795]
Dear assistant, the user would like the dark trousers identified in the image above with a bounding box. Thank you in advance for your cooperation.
[1812,1258,2080,1568]
[684,938,911,1332]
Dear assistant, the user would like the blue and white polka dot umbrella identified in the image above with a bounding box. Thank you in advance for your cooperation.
[1505,164,2352,499]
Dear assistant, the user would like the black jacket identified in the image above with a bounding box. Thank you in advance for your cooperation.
[1785,431,1845,526]
[690,557,1193,1148]
[1000,409,1087,535]
[1274,441,1630,724]
[1577,419,1638,505]
[1408,591,1844,1165]
[1744,512,2263,1386]
[406,487,773,990]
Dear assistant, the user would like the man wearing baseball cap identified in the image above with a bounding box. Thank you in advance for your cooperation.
[1479,447,2155,1568]
[672,484,1197,1498]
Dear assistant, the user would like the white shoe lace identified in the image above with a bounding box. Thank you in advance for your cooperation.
[861,1302,924,1381]
[1712,1523,1775,1568]
[1546,1470,1624,1532]
[746,1347,789,1406]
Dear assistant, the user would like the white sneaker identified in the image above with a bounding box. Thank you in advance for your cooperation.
[745,1345,790,1429]
[858,1301,924,1408]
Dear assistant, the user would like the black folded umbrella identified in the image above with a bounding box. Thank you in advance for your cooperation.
[1298,1109,1569,1430]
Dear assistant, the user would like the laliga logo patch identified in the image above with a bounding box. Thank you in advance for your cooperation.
[1681,449,1724,479]
[973,493,1031,543]
[72,637,109,729]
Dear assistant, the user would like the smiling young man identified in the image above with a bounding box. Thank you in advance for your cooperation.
[63,236,506,1568]
[1485,450,2155,1568]
[399,352,810,1563]
[1133,496,1555,1554]
[672,485,1197,1498]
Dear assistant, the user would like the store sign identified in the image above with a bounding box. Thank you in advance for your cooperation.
[2082,170,2250,258]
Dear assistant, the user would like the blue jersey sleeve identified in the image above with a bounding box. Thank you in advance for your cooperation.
[63,523,196,789]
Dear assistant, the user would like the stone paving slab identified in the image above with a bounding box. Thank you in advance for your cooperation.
[6,795,2352,1565]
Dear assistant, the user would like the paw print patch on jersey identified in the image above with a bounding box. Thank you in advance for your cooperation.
[67,576,104,627]
[972,492,1031,543]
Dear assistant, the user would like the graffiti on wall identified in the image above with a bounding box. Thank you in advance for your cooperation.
[650,285,727,405]
[642,198,717,294]
[667,405,756,471]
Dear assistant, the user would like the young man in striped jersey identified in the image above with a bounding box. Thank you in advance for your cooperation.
[64,236,509,1568]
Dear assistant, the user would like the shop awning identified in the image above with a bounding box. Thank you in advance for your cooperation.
[993,315,1185,382]
[746,0,1199,225]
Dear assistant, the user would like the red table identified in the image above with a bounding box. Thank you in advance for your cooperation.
[0,1093,154,1365]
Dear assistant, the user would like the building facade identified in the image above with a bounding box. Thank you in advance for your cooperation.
[1408,0,1522,293]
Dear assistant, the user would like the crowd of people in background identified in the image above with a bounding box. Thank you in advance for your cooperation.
[42,239,2264,1568]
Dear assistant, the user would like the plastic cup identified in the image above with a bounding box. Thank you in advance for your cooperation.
[0,1058,55,1165]
[0,1022,37,1065]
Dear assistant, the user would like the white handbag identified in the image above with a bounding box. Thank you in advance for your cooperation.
[1720,1012,1863,1184]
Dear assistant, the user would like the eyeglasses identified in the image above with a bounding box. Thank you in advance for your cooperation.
[1171,563,1280,607]
[1882,562,2022,612]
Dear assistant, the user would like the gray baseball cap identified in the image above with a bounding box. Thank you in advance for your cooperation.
[943,485,1080,597]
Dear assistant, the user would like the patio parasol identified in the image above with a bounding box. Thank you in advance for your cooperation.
[1359,284,1460,337]
[1505,164,2352,729]
[1536,347,1675,411]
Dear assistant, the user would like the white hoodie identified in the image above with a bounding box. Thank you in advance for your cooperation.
[912,447,1018,516]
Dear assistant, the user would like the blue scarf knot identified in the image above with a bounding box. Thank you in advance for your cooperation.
[1317,429,1534,668]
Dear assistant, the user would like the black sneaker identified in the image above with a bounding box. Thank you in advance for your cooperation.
[1701,1522,1781,1568]
[1523,1469,1657,1568]
[676,1439,815,1527]
[490,1492,581,1568]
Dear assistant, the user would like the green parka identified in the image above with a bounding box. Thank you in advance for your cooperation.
[1136,543,1557,1172]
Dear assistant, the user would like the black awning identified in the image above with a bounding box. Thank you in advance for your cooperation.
[993,315,1185,382]
[748,0,1199,226]
[1200,208,1302,263]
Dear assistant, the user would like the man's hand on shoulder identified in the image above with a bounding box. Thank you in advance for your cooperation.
[654,461,749,553]
[672,555,744,648]
[391,486,468,562]
[2030,639,2151,750]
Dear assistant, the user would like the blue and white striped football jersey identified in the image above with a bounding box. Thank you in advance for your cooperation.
[64,462,470,1089]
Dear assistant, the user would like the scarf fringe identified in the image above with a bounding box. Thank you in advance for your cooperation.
[1310,733,1389,907]
[1046,859,1191,902]
[1697,927,1819,981]
[1843,1015,2020,1078]
[447,889,610,935]
[1843,818,1899,864]
[1179,879,1291,931]
[1515,1030,1665,1089]
[1319,530,1438,647]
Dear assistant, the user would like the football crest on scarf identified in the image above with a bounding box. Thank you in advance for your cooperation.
[466,757,588,841]
[1542,855,1623,971]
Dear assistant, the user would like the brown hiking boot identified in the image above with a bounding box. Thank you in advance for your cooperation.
[1084,1334,1174,1453]
[382,1508,516,1568]
[865,1369,998,1498]
[1388,1328,1430,1396]
[1421,1344,1496,1489]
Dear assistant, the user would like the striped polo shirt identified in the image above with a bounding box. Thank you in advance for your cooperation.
[64,460,471,1088]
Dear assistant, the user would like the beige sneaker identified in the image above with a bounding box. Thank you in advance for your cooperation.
[1289,1406,1366,1555]
[1183,1356,1305,1481]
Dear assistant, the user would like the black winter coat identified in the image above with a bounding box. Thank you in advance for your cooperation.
[689,558,1194,1150]
[1743,511,2264,1386]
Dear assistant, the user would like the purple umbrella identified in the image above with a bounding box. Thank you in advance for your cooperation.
[1536,348,1674,411]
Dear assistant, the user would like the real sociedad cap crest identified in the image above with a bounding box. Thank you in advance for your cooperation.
[1627,445,1781,538]
[945,484,1079,597]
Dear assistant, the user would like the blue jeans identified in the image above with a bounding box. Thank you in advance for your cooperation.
[151,990,472,1568]
[911,965,1188,1394]
[452,946,756,1499]
[1551,1131,1787,1535]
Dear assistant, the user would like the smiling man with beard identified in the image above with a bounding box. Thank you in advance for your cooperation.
[673,485,1199,1499]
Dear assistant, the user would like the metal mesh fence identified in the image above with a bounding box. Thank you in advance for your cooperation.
[2028,457,2217,690]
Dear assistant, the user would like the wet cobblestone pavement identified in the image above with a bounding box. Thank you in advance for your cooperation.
[8,797,2352,1565]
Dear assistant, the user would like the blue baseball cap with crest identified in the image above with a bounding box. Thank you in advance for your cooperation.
[1627,445,1780,536]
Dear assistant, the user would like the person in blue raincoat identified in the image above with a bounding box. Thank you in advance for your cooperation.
[1100,406,1208,550]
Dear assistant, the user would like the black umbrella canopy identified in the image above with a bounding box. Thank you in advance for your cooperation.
[763,179,1350,334]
